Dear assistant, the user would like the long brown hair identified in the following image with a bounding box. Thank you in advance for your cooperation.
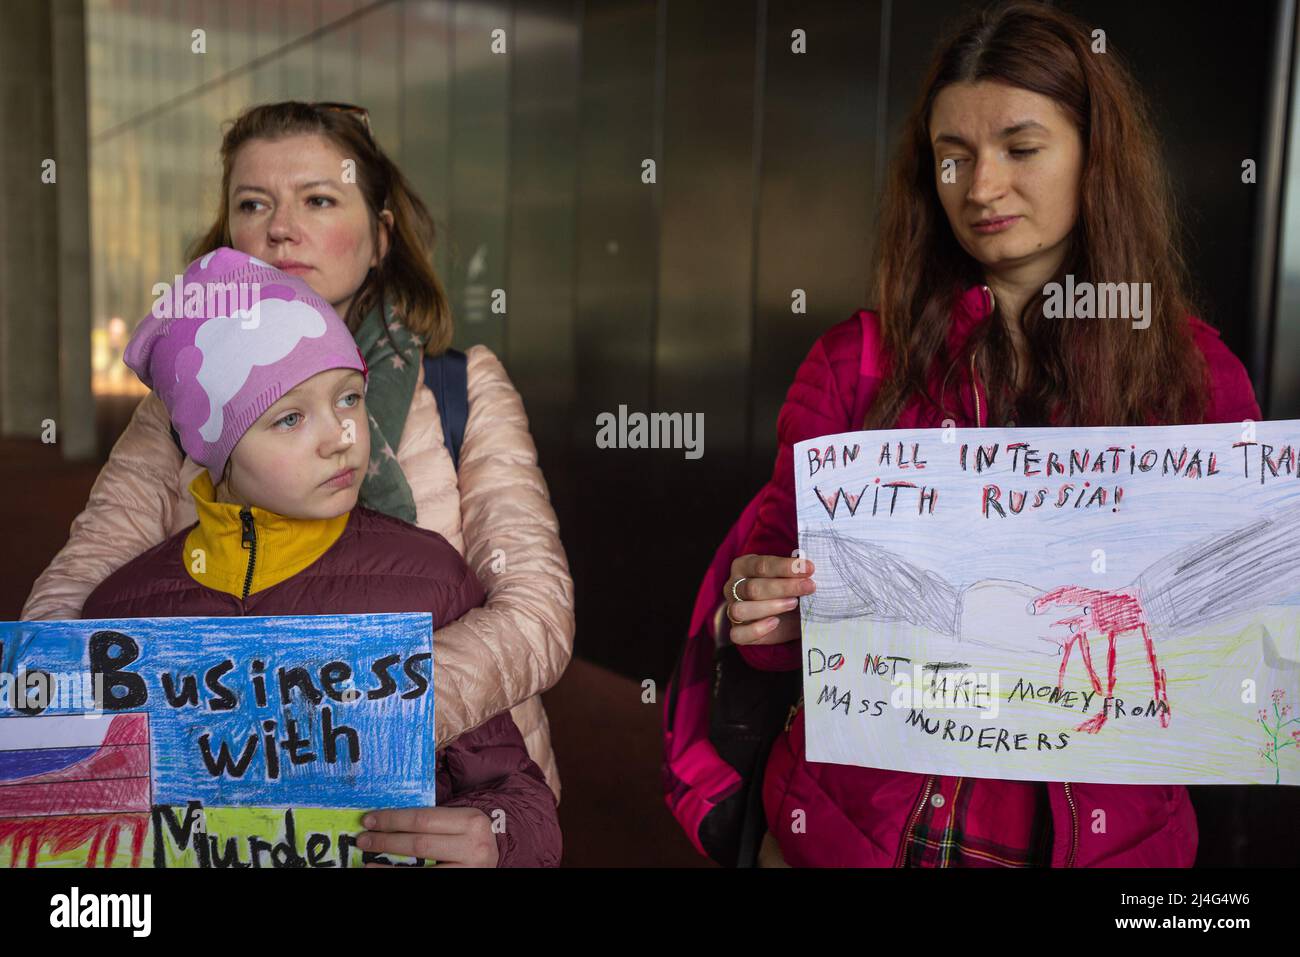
[188,101,454,355]
[867,0,1207,429]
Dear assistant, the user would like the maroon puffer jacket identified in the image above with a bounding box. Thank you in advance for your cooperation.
[82,505,562,867]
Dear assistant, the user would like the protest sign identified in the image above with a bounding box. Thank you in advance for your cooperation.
[0,612,434,866]
[794,421,1300,785]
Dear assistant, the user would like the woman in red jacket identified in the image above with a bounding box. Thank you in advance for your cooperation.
[721,1,1260,867]
[82,248,561,868]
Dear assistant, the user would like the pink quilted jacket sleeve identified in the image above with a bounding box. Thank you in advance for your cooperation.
[22,391,183,621]
[429,346,576,747]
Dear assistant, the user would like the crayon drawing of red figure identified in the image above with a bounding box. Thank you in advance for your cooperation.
[1032,586,1168,734]
[0,712,151,867]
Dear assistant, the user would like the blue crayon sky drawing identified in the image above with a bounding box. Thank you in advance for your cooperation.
[0,612,435,808]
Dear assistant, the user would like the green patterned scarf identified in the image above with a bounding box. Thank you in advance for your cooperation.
[352,299,426,523]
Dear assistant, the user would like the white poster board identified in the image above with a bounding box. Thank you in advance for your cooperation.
[794,420,1300,785]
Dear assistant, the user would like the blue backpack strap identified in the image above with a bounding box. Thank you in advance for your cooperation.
[423,349,469,471]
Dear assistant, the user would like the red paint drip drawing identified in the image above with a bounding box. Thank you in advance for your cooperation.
[0,812,150,867]
[1033,585,1169,734]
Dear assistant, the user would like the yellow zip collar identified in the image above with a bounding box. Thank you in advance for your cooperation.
[182,472,350,599]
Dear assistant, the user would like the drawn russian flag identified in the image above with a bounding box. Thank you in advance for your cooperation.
[0,713,150,818]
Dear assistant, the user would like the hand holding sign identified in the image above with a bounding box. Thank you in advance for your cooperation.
[359,806,498,868]
[723,554,816,647]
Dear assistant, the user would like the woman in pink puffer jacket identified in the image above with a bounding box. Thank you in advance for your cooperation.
[22,103,575,846]
[719,2,1260,867]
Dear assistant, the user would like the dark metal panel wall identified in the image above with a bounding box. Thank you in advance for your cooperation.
[568,0,661,673]
[1060,0,1279,399]
[1275,6,1300,420]
[297,1,324,97]
[251,0,283,104]
[655,0,758,458]
[448,0,512,356]
[401,1,454,291]
[359,1,403,154]
[320,0,360,101]
[506,0,581,523]
[649,0,760,675]
[0,0,60,436]
[748,0,883,486]
[52,0,96,460]
[1250,0,1294,415]
[882,0,984,151]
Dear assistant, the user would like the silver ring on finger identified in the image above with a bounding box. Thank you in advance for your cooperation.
[731,577,749,604]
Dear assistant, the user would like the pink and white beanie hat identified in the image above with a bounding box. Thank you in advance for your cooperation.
[124,247,368,480]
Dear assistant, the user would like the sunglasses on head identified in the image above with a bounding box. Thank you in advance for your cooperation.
[312,101,374,141]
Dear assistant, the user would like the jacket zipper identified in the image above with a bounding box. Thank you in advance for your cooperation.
[874,290,1011,867]
[894,775,935,866]
[894,297,978,867]
[1062,781,1079,867]
[969,283,995,427]
[784,694,803,732]
[238,508,257,601]
[970,286,1078,867]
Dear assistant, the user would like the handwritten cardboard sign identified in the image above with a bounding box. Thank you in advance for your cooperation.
[0,613,434,866]
[794,421,1300,785]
